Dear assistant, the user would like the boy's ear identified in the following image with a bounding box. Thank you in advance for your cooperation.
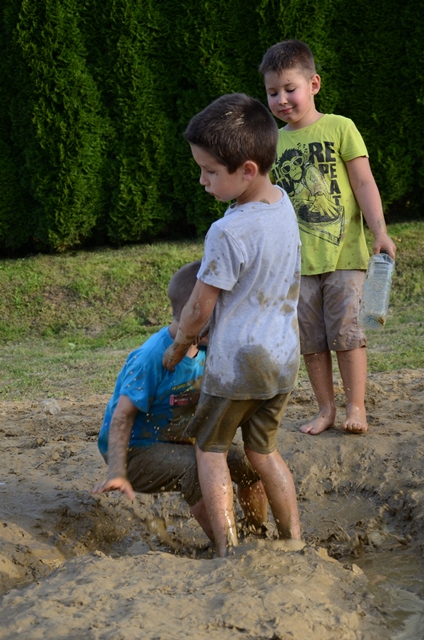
[242,160,259,180]
[311,74,321,95]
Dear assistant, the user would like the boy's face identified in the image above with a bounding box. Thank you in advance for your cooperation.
[264,68,320,130]
[189,144,248,203]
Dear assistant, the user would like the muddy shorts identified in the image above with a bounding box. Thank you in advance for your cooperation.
[125,441,260,507]
[298,270,367,354]
[183,392,290,455]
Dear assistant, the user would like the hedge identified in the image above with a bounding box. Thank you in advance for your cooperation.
[0,0,423,253]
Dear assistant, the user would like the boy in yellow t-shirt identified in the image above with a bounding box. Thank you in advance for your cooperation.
[259,39,396,435]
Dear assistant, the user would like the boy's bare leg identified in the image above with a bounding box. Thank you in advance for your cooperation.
[337,346,368,434]
[245,448,301,540]
[300,350,336,434]
[237,480,268,530]
[190,497,215,542]
[195,444,238,557]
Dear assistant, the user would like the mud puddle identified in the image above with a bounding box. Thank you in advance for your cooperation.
[301,489,424,638]
[353,549,424,639]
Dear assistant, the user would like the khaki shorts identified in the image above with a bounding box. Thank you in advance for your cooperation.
[124,441,260,507]
[183,392,290,454]
[298,270,367,354]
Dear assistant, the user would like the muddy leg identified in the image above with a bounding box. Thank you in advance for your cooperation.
[190,497,215,542]
[301,350,336,435]
[195,444,238,557]
[237,480,268,530]
[337,347,368,434]
[245,447,300,540]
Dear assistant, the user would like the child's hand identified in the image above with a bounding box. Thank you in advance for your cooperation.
[162,344,183,372]
[373,233,397,261]
[91,477,135,500]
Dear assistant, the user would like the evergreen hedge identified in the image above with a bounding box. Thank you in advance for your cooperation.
[0,0,423,254]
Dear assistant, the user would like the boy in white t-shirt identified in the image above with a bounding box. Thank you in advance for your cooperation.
[163,93,302,557]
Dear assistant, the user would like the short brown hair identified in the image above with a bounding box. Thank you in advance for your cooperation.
[183,93,278,174]
[259,39,316,78]
[167,261,201,320]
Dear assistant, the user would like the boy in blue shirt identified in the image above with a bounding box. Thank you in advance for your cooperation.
[92,261,267,543]
[163,94,302,556]
[259,39,396,435]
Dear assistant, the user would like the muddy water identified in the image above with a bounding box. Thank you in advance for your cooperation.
[300,490,424,639]
[354,550,424,639]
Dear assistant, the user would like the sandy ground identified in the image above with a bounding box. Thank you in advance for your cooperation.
[1,369,424,639]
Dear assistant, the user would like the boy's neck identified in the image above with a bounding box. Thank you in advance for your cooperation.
[283,109,323,132]
[236,174,281,206]
[168,319,178,340]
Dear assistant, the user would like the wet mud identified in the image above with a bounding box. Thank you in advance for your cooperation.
[0,369,423,639]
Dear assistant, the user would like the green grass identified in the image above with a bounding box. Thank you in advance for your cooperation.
[0,224,423,400]
[364,221,424,372]
[0,242,203,344]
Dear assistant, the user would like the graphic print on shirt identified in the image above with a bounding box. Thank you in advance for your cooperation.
[273,142,345,246]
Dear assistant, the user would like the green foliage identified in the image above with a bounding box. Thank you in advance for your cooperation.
[0,222,423,399]
[0,0,38,250]
[0,139,34,250]
[0,241,204,344]
[0,0,423,253]
[328,0,424,209]
[1,0,108,252]
[93,0,177,242]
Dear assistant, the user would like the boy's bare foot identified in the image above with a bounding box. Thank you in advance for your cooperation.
[300,409,336,435]
[342,405,368,434]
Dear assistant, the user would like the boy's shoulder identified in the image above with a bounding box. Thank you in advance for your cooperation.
[126,326,172,364]
[322,113,357,129]
[279,113,356,135]
[219,186,288,216]
[204,188,296,256]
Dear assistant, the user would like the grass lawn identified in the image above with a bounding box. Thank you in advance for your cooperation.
[0,222,423,400]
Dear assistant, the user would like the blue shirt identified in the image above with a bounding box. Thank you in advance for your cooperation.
[98,327,206,455]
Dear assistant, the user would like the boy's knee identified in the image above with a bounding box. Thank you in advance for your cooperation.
[245,445,276,465]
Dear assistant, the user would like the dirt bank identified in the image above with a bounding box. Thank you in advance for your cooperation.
[1,369,423,639]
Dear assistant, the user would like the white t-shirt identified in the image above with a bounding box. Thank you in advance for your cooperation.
[198,186,301,400]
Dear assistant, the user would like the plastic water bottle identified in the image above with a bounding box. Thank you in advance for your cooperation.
[359,251,395,330]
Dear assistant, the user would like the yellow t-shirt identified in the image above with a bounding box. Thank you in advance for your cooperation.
[273,114,370,275]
